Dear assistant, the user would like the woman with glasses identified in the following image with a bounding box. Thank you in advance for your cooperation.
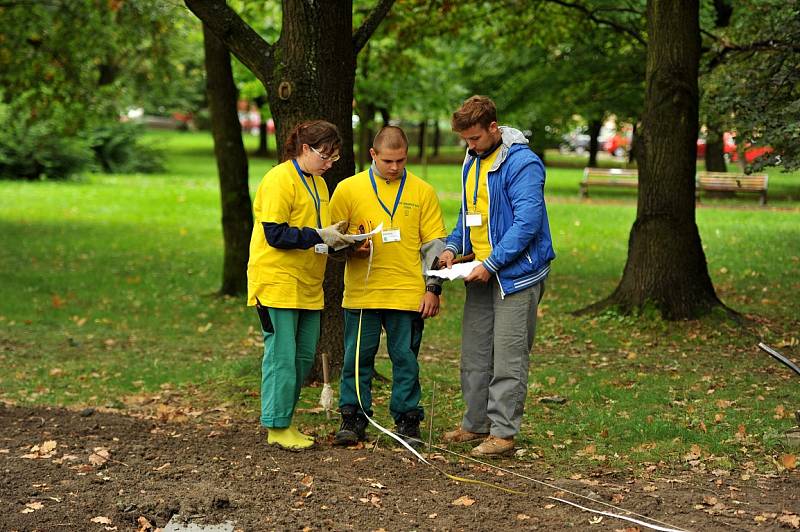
[247,119,355,450]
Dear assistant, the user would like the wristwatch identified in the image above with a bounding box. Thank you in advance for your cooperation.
[425,284,442,296]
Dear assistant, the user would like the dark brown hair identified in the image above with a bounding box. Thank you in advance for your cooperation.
[373,126,408,152]
[451,95,497,132]
[283,120,342,161]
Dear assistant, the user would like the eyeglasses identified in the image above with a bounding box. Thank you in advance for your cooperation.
[309,145,340,163]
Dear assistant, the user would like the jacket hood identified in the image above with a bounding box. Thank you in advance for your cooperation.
[490,126,529,171]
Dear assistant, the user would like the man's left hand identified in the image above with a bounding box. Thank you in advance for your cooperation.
[463,263,491,283]
[418,292,440,318]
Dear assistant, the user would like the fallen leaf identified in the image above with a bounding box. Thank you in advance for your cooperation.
[775,405,786,419]
[643,484,657,492]
[778,513,800,529]
[89,448,110,466]
[91,516,113,524]
[682,444,702,461]
[703,495,718,506]
[137,515,153,532]
[781,454,797,470]
[25,501,44,511]
[452,495,476,506]
[300,475,314,488]
[517,514,531,520]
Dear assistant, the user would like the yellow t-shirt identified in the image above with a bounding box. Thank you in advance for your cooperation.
[330,169,447,311]
[464,148,500,261]
[247,160,331,309]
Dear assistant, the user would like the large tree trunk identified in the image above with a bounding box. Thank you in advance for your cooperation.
[253,96,270,157]
[417,120,427,160]
[186,0,395,381]
[704,124,727,172]
[583,0,724,319]
[264,2,358,382]
[587,118,602,167]
[203,25,253,296]
[432,120,441,158]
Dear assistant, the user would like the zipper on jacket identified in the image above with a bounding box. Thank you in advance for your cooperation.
[525,251,532,264]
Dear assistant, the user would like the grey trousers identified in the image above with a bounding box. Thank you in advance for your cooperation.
[460,279,544,439]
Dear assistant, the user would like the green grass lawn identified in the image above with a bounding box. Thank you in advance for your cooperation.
[2,130,798,476]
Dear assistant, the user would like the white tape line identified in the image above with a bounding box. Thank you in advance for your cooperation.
[548,496,689,532]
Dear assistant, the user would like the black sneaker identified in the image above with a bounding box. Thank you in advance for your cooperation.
[395,410,424,451]
[333,405,368,446]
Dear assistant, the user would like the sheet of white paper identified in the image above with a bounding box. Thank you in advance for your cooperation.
[350,222,383,242]
[332,223,384,251]
[425,260,482,281]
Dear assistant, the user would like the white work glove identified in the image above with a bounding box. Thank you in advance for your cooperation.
[316,220,356,250]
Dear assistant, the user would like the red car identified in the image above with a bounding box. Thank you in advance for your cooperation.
[696,132,772,163]
[604,133,631,157]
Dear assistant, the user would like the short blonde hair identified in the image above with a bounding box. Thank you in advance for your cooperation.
[373,126,408,152]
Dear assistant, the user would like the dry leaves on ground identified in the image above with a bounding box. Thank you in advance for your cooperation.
[452,495,476,506]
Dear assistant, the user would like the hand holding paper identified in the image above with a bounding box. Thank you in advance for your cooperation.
[425,260,483,281]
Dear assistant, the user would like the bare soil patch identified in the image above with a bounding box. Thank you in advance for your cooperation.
[1,404,798,531]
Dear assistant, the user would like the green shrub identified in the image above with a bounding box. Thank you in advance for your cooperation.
[0,111,93,181]
[88,122,165,174]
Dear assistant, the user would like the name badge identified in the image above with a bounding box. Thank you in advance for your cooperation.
[382,229,401,243]
[466,213,482,227]
[314,243,329,255]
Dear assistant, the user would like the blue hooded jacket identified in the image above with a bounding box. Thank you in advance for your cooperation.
[445,126,555,297]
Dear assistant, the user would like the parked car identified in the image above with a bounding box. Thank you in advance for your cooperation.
[559,131,591,154]
[696,132,772,163]
[604,132,631,157]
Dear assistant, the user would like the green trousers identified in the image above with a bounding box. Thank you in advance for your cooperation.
[338,309,424,422]
[258,306,320,428]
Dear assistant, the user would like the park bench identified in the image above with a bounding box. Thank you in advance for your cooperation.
[695,171,769,205]
[579,167,638,197]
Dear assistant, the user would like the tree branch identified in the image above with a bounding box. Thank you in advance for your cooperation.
[544,0,646,46]
[706,38,800,71]
[184,0,274,86]
[353,0,396,55]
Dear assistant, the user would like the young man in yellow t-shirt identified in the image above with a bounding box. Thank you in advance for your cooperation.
[329,126,447,449]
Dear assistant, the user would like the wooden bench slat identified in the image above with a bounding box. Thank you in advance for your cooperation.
[695,171,768,205]
[579,168,768,204]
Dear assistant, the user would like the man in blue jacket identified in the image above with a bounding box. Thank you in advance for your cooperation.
[438,95,555,457]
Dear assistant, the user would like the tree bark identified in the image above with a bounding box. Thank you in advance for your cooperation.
[417,120,427,160]
[203,25,253,296]
[432,120,441,157]
[582,0,724,319]
[253,96,269,157]
[704,124,727,172]
[357,102,376,172]
[587,118,602,167]
[187,0,396,381]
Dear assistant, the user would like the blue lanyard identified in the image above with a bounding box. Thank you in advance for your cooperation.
[469,157,481,210]
[292,159,322,228]
[369,168,407,224]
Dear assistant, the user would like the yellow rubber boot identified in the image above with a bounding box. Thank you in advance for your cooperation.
[267,427,314,450]
[288,425,314,443]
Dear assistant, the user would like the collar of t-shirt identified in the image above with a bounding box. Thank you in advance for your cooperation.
[468,138,504,160]
[370,161,394,183]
